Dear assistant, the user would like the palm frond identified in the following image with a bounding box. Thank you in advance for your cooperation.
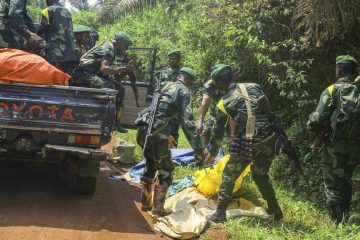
[98,0,159,24]
[293,0,360,47]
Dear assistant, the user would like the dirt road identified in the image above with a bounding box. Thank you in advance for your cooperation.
[0,161,167,240]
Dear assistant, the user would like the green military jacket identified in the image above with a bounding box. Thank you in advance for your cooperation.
[39,3,75,62]
[209,82,272,156]
[143,79,204,151]
[78,41,115,74]
[74,41,89,62]
[0,0,33,48]
[160,67,180,82]
[202,79,222,116]
[307,76,356,135]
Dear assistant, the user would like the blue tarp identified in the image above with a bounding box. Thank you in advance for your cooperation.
[128,148,224,182]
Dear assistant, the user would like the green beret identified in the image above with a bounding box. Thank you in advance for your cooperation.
[336,55,358,65]
[211,64,231,81]
[73,25,91,33]
[179,67,196,80]
[167,50,181,57]
[114,31,134,46]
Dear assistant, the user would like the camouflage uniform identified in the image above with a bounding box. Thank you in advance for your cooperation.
[72,41,124,110]
[159,66,181,144]
[0,0,34,48]
[307,76,360,218]
[74,41,89,62]
[137,79,204,186]
[201,79,223,145]
[38,2,75,73]
[209,83,280,215]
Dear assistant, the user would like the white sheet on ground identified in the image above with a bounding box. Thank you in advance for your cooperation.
[153,187,269,239]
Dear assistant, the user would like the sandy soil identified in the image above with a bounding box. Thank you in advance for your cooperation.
[0,160,168,240]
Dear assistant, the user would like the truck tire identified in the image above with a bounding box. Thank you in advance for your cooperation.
[77,176,97,195]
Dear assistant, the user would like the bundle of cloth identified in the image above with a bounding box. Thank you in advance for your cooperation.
[0,48,70,85]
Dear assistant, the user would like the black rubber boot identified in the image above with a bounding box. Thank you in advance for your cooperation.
[329,204,344,224]
[114,123,128,133]
[206,199,231,223]
[267,201,283,221]
[252,171,283,221]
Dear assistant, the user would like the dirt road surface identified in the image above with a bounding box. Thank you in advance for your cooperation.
[0,161,168,240]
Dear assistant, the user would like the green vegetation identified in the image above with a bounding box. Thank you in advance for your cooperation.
[27,0,360,238]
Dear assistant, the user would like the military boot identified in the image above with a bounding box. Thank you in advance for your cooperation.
[206,199,231,223]
[151,183,171,217]
[329,204,344,224]
[140,181,154,212]
[267,200,283,221]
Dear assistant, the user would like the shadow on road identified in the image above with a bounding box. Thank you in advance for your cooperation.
[0,161,155,236]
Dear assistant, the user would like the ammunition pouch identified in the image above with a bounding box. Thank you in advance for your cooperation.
[229,135,254,159]
[136,124,148,148]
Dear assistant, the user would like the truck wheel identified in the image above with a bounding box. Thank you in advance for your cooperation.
[77,176,97,195]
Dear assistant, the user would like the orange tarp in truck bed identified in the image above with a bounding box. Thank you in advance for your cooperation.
[0,48,70,86]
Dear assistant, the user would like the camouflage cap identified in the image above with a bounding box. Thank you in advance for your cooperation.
[336,55,358,65]
[73,25,91,33]
[179,67,197,80]
[114,31,134,46]
[211,64,231,81]
[210,64,223,73]
[167,50,181,57]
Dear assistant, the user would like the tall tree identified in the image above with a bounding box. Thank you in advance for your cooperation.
[68,0,89,10]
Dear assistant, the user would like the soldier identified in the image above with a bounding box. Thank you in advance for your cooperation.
[204,65,283,223]
[159,50,182,147]
[136,67,206,217]
[72,31,134,133]
[0,0,43,49]
[307,55,360,223]
[38,0,76,74]
[197,64,236,146]
[73,25,91,62]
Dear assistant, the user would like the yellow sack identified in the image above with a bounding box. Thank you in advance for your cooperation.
[194,155,250,197]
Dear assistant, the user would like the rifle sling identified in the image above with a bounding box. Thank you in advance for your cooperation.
[239,83,256,138]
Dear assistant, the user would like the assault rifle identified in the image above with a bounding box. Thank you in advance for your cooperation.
[142,73,162,151]
[257,95,304,176]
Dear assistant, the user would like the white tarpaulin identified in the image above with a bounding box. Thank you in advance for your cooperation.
[153,187,269,239]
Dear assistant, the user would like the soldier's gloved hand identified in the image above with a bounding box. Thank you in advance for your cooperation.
[196,120,204,134]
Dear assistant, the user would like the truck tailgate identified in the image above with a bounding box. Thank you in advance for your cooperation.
[0,83,117,136]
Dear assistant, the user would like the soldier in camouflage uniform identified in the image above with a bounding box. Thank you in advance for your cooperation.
[307,55,360,223]
[136,67,206,217]
[197,64,232,146]
[205,65,283,223]
[38,0,75,74]
[73,25,91,63]
[0,0,43,49]
[159,50,182,147]
[72,31,134,133]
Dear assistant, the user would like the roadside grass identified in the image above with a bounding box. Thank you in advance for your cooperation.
[116,129,360,239]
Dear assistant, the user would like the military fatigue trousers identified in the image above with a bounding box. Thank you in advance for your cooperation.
[322,140,360,206]
[218,133,278,205]
[72,71,125,109]
[141,131,174,186]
